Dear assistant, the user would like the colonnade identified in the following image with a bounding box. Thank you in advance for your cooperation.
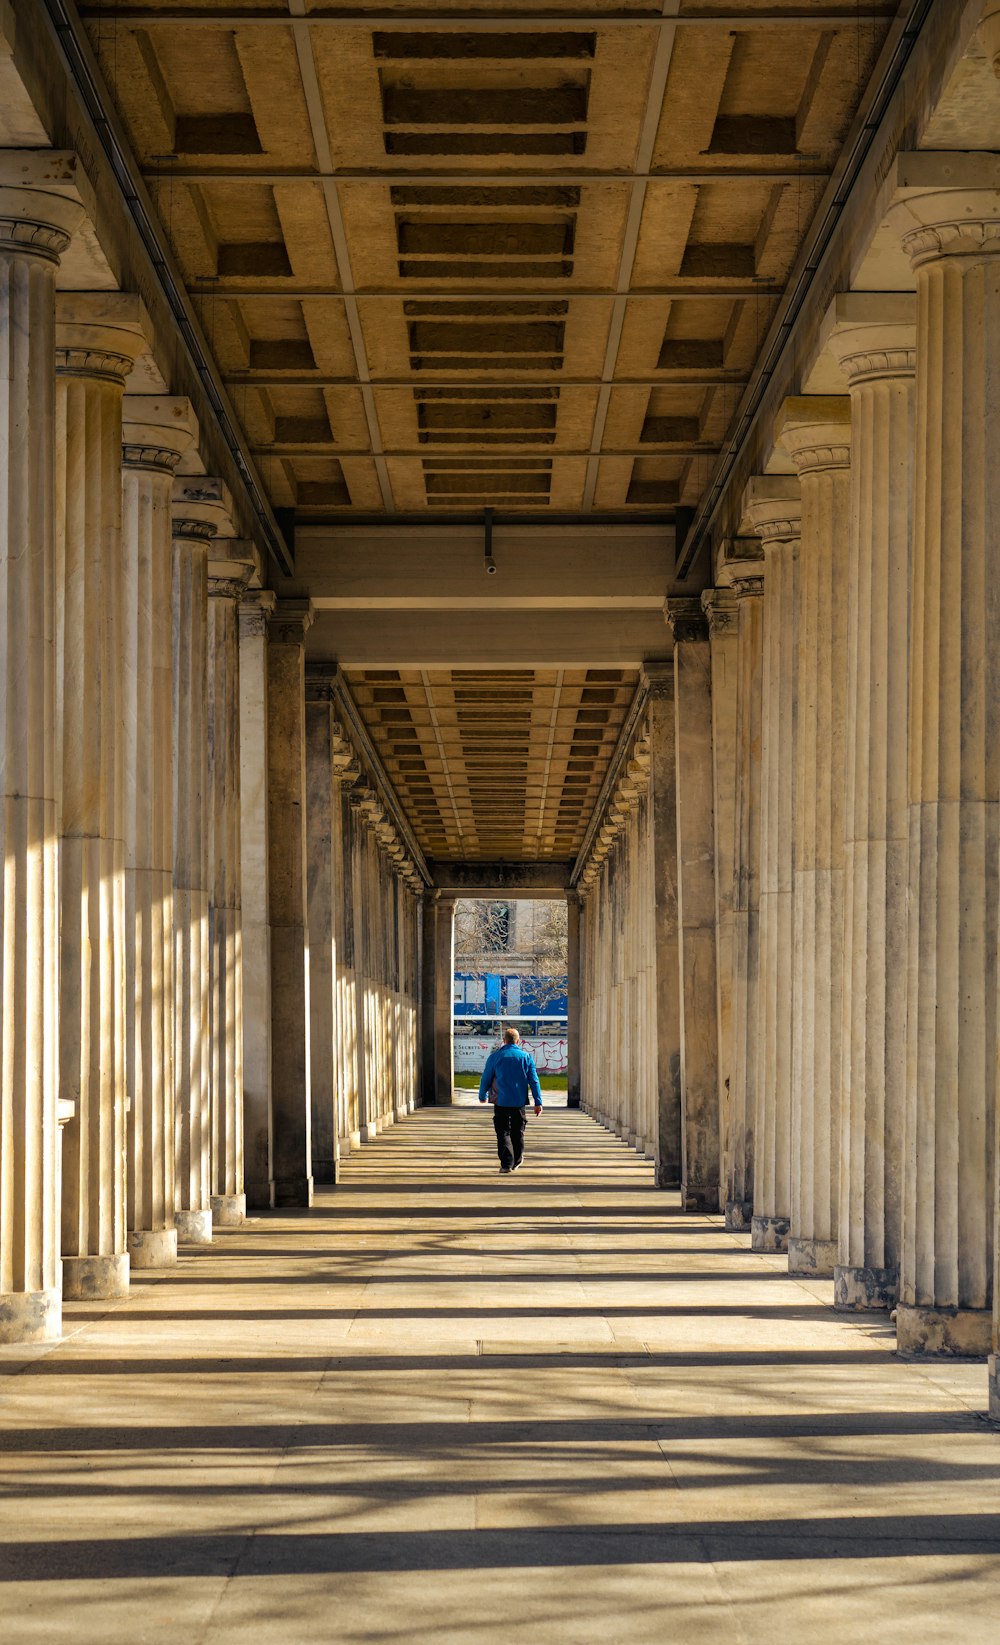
[578,161,1000,1414]
[0,160,424,1344]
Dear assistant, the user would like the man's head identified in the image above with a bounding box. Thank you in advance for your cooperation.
[502,1027,521,1045]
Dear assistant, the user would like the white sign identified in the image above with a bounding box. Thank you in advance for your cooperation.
[454,1036,568,1074]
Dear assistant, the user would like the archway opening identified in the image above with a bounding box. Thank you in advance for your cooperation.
[452,897,569,1106]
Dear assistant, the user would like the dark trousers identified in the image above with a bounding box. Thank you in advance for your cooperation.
[493,1105,526,1170]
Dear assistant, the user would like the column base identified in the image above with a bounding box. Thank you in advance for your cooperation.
[273,1176,314,1209]
[361,1123,377,1143]
[245,1177,274,1212]
[634,1138,647,1155]
[128,1227,178,1269]
[655,1165,681,1190]
[751,1214,789,1252]
[834,1263,897,1311]
[895,1303,992,1359]
[210,1193,247,1228]
[175,1209,213,1244]
[62,1254,130,1301]
[725,1199,752,1232]
[311,1158,338,1186]
[348,1130,362,1150]
[682,1183,718,1214]
[395,1105,408,1123]
[0,1288,61,1344]
[787,1236,837,1277]
[989,1355,1000,1422]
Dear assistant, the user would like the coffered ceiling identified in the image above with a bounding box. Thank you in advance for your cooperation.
[82,1,894,522]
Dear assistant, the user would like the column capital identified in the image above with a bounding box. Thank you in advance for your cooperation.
[0,151,86,263]
[775,396,851,475]
[269,598,315,646]
[238,589,277,638]
[123,396,199,475]
[665,595,709,643]
[171,476,234,543]
[715,534,763,589]
[55,292,152,386]
[700,588,737,637]
[887,153,1000,268]
[821,292,916,386]
[642,658,675,699]
[209,541,258,600]
[733,573,765,602]
[739,476,802,545]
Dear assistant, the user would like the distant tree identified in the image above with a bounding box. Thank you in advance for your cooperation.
[454,898,568,1014]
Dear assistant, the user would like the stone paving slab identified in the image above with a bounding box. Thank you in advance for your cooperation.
[1,1105,999,1643]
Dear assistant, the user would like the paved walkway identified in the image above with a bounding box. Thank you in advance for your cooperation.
[3,1106,1000,1644]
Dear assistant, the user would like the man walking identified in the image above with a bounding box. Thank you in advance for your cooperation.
[478,1027,543,1174]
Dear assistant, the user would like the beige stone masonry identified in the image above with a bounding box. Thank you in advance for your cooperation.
[0,162,83,1344]
[122,396,198,1271]
[825,296,916,1312]
[741,478,802,1254]
[887,166,1000,1361]
[701,584,739,1217]
[776,396,852,1281]
[55,295,150,1301]
[238,590,276,1209]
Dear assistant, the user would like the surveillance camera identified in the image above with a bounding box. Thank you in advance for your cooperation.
[485,558,498,576]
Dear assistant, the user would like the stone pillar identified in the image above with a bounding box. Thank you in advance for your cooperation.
[566,891,581,1108]
[701,584,739,1209]
[334,768,361,1147]
[0,165,83,1344]
[351,793,374,1137]
[122,396,197,1270]
[267,599,315,1207]
[720,557,765,1230]
[776,398,852,1278]
[824,298,916,1310]
[665,601,721,1212]
[304,676,339,1185]
[422,894,455,1105]
[644,663,682,1189]
[207,547,254,1227]
[888,170,1000,1358]
[55,297,148,1301]
[742,479,801,1252]
[171,477,233,1244]
[238,590,275,1208]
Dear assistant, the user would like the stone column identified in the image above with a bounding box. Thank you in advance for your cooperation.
[566,890,581,1108]
[351,793,374,1137]
[334,767,361,1147]
[665,601,721,1212]
[207,547,254,1226]
[171,477,233,1243]
[720,557,765,1230]
[741,479,801,1251]
[701,584,739,1208]
[0,165,83,1344]
[824,297,916,1310]
[267,599,315,1206]
[55,297,148,1300]
[888,169,1000,1358]
[304,675,339,1185]
[776,398,852,1278]
[421,894,455,1105]
[122,396,197,1269]
[238,590,275,1208]
[644,663,682,1190]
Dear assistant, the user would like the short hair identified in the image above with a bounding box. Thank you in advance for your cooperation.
[503,1027,520,1045]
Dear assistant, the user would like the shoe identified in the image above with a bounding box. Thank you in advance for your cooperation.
[499,1165,511,1175]
[511,1161,522,1172]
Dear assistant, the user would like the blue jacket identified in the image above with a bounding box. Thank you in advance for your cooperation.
[478,1044,543,1108]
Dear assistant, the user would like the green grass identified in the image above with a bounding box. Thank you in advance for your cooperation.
[453,1071,567,1092]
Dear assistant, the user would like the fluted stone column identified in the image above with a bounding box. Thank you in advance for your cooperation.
[742,479,801,1252]
[334,766,361,1149]
[888,166,1000,1358]
[566,891,581,1109]
[122,396,197,1270]
[55,297,149,1300]
[304,674,340,1184]
[238,590,275,1208]
[421,894,455,1107]
[207,547,254,1227]
[824,297,916,1310]
[172,477,234,1243]
[665,601,721,1212]
[701,585,739,1207]
[0,164,83,1344]
[644,663,682,1189]
[721,557,764,1230]
[267,599,315,1206]
[776,398,852,1278]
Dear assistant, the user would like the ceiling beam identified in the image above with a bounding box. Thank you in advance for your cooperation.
[79,9,897,27]
[146,168,831,184]
[427,861,575,898]
[189,284,783,299]
[252,445,721,458]
[225,374,749,388]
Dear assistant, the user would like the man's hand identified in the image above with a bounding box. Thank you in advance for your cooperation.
[534,1103,542,1115]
